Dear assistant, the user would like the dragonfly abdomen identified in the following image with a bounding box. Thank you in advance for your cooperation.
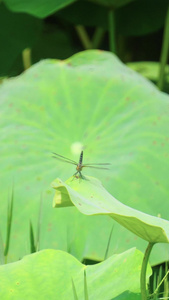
[79,151,83,164]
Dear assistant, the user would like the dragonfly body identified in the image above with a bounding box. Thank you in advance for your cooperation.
[75,151,84,175]
[52,150,110,178]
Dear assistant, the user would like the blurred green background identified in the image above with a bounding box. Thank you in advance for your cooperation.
[0,1,169,298]
[1,0,169,91]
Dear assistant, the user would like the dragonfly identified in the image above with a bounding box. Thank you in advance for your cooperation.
[52,151,110,178]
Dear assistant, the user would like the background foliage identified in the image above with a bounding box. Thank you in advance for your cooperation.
[1,0,169,83]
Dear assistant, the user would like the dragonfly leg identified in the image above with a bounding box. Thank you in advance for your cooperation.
[79,171,83,178]
[73,171,81,180]
[73,171,84,179]
[73,171,88,180]
[79,171,88,180]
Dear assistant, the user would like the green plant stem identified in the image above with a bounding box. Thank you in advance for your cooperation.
[140,242,155,300]
[108,8,116,53]
[75,25,93,49]
[71,278,79,300]
[22,48,32,70]
[92,27,105,49]
[153,268,169,296]
[104,225,114,260]
[29,220,36,253]
[4,189,14,260]
[157,5,169,90]
[36,194,43,251]
[84,269,89,300]
[0,230,4,264]
[163,262,169,298]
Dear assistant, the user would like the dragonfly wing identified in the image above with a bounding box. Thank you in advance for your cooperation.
[84,163,111,166]
[83,165,110,170]
[52,156,77,166]
[52,152,77,164]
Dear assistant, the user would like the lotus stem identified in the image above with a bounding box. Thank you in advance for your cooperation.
[140,242,155,300]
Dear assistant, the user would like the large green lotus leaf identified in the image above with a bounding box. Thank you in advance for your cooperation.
[57,1,108,29]
[0,50,169,265]
[52,176,169,243]
[57,0,167,36]
[116,0,168,36]
[3,0,76,18]
[3,0,167,38]
[88,0,134,8]
[3,0,134,17]
[0,248,151,300]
